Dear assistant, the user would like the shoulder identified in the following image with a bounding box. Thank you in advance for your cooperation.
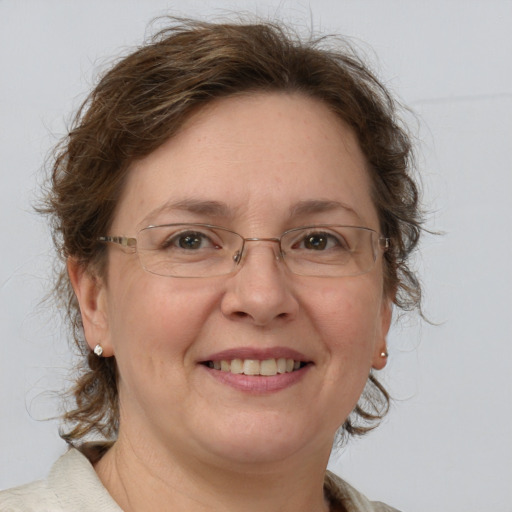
[324,471,402,512]
[0,447,121,512]
[0,478,58,512]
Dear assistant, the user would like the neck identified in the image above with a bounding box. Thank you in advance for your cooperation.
[94,431,332,512]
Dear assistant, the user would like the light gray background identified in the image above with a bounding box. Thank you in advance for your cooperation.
[1,1,511,511]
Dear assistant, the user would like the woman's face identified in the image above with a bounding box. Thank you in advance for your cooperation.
[77,92,391,467]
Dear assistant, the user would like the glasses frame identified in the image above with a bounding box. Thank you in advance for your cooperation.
[98,223,390,278]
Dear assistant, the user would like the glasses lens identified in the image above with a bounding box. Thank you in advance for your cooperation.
[281,226,378,277]
[137,224,242,277]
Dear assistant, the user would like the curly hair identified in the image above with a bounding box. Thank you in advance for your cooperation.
[40,17,423,445]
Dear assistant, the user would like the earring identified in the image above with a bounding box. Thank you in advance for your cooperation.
[93,344,104,357]
[380,350,389,358]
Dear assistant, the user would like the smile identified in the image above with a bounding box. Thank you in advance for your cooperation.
[203,358,308,376]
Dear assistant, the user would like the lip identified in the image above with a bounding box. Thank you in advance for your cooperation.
[201,346,310,363]
[198,346,313,394]
[200,362,311,393]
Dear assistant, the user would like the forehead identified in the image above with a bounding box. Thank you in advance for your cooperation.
[113,92,378,232]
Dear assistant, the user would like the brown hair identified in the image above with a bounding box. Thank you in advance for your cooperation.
[42,18,423,444]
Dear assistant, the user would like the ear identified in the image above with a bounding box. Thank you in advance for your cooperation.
[67,257,113,357]
[371,297,393,370]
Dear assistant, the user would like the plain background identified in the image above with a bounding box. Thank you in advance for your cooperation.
[1,1,511,511]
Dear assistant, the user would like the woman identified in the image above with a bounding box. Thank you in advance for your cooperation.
[0,18,421,512]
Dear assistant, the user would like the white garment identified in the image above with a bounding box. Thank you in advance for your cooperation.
[0,449,121,512]
[0,448,400,511]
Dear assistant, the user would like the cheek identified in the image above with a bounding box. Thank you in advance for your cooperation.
[308,277,384,358]
[106,274,219,373]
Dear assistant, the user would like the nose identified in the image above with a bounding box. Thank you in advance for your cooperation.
[220,240,299,326]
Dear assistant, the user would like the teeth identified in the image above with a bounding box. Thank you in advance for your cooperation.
[243,359,260,376]
[230,359,243,374]
[260,359,277,376]
[207,358,304,376]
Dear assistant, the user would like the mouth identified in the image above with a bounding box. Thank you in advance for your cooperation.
[201,358,310,376]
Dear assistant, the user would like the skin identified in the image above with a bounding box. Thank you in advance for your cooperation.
[69,92,392,512]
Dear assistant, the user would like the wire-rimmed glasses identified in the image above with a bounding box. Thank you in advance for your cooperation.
[98,223,390,278]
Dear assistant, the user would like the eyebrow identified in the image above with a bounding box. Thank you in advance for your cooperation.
[142,199,233,226]
[142,198,359,226]
[289,199,359,218]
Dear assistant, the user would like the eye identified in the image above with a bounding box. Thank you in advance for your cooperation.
[294,231,347,251]
[162,230,219,251]
[303,233,330,250]
[179,232,209,250]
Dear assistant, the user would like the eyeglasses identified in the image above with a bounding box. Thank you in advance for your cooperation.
[98,223,389,278]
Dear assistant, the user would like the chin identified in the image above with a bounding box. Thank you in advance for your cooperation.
[208,439,305,467]
[195,415,332,467]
